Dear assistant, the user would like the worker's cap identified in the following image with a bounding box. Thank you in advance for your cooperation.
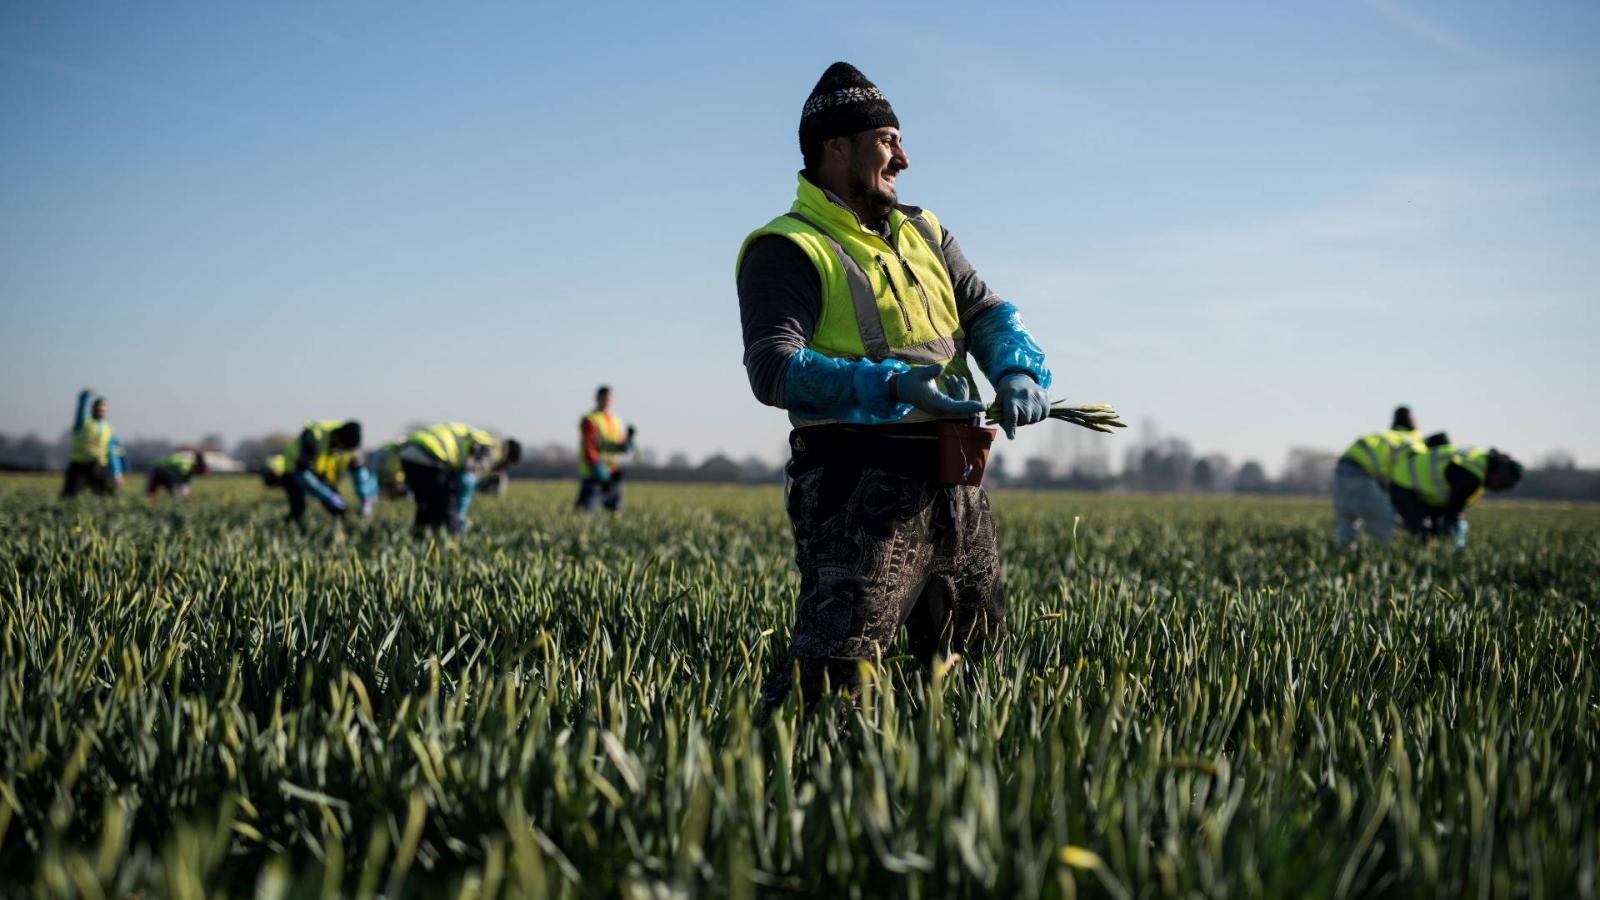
[1391,406,1414,431]
[1488,452,1524,490]
[333,421,362,449]
[799,62,899,157]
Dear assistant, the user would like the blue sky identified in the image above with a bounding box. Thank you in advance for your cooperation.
[2,1,1596,472]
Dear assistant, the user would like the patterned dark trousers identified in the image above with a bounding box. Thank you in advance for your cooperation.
[761,463,1007,713]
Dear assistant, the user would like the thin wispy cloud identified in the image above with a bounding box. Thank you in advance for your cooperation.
[293,21,350,48]
[0,47,272,131]
[1358,0,1487,61]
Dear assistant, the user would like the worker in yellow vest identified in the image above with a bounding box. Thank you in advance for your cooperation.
[61,388,126,497]
[145,449,208,499]
[397,423,521,534]
[365,440,409,500]
[576,385,635,513]
[736,63,1055,713]
[1390,444,1523,549]
[277,420,373,526]
[1332,406,1422,547]
[259,453,288,489]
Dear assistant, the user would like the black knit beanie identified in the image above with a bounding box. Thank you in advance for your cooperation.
[334,421,363,449]
[799,62,899,156]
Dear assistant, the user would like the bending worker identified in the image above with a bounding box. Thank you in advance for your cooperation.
[146,449,208,499]
[1332,405,1422,547]
[736,63,1055,712]
[398,423,521,534]
[278,420,372,526]
[62,388,126,497]
[576,385,636,513]
[364,439,409,501]
[1390,443,1523,549]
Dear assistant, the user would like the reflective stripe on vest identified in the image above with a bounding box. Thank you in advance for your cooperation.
[579,411,625,478]
[410,423,494,471]
[1393,445,1488,508]
[1341,429,1422,484]
[71,420,113,465]
[287,420,354,485]
[738,176,976,425]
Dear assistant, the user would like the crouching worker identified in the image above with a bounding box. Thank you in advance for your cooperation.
[279,420,373,527]
[259,454,287,488]
[1390,444,1523,550]
[398,423,521,534]
[146,449,208,499]
[1332,407,1422,548]
[362,440,409,503]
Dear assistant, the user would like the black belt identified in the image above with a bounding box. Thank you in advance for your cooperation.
[789,422,951,482]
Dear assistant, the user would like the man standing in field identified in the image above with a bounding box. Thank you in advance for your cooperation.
[145,449,208,499]
[398,423,521,534]
[736,63,1055,712]
[1390,443,1523,549]
[1332,406,1422,547]
[277,419,374,527]
[61,388,127,498]
[576,386,635,514]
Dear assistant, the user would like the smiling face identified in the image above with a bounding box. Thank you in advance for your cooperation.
[816,126,909,224]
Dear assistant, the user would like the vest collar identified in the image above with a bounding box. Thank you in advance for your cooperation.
[793,173,905,242]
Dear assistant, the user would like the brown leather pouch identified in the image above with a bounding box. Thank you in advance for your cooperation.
[935,423,996,486]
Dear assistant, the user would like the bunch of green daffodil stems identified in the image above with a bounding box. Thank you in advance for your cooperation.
[985,400,1126,434]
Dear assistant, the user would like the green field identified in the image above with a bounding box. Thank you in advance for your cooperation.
[1,474,1596,898]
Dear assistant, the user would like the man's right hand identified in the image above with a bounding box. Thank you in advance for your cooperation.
[592,464,611,484]
[324,494,349,516]
[891,365,985,419]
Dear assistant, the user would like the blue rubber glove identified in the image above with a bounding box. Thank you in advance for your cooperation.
[892,365,986,419]
[1453,519,1469,551]
[353,465,377,504]
[994,373,1050,440]
[966,302,1053,391]
[453,471,478,523]
[782,349,911,424]
[592,463,611,484]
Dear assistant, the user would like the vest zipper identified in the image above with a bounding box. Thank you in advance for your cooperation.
[875,255,913,332]
[897,253,935,323]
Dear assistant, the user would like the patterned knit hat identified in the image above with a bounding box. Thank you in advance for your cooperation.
[799,62,899,155]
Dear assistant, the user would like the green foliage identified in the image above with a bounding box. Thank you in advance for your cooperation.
[1,475,1596,898]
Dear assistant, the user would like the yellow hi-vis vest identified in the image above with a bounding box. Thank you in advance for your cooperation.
[1392,445,1490,508]
[409,423,496,472]
[736,174,978,425]
[579,411,625,478]
[284,420,356,486]
[370,441,406,491]
[71,419,115,465]
[155,452,197,478]
[1341,428,1424,484]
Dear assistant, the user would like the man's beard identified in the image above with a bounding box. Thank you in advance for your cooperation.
[847,168,898,220]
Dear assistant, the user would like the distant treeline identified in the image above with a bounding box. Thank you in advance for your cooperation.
[3,430,1597,501]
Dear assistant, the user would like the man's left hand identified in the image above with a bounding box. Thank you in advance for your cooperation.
[995,373,1050,440]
